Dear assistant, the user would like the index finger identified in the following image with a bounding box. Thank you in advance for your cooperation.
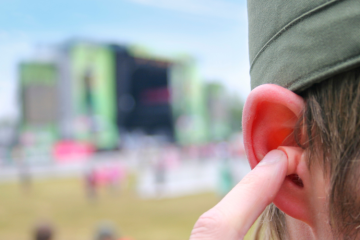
[190,150,287,240]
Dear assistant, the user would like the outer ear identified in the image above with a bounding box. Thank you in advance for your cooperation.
[242,84,313,225]
[242,84,304,169]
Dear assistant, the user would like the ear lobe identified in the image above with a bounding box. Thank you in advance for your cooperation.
[243,84,314,225]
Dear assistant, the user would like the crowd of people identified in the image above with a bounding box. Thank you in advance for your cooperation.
[15,140,246,240]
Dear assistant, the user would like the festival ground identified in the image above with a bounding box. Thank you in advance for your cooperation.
[0,176,257,240]
[0,177,219,240]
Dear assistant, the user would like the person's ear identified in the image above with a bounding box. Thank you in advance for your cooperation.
[242,84,313,225]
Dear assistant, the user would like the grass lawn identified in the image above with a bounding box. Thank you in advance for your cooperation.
[0,177,220,240]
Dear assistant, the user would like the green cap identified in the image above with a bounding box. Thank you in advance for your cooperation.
[248,0,360,93]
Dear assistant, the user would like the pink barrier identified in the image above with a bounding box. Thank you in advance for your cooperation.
[53,141,94,163]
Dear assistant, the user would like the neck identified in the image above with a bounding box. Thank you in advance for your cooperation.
[286,215,332,240]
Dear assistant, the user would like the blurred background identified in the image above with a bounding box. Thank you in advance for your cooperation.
[0,0,251,239]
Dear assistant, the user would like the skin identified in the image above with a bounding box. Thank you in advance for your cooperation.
[190,149,288,240]
[190,84,332,240]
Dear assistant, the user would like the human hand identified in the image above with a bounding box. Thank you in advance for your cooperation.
[189,150,287,240]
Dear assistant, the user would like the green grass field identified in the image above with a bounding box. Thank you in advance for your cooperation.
[0,177,220,240]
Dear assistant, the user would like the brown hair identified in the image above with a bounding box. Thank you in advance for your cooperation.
[254,66,360,239]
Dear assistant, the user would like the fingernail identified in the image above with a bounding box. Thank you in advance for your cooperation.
[257,150,286,166]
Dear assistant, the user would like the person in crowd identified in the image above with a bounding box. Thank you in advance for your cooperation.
[18,157,31,193]
[190,0,360,239]
[85,166,98,200]
[154,157,166,197]
[218,157,234,197]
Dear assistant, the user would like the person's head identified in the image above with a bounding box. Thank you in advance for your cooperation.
[34,223,53,240]
[243,67,360,239]
[95,224,118,240]
[244,1,360,239]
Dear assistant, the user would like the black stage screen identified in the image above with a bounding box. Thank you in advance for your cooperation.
[114,49,174,141]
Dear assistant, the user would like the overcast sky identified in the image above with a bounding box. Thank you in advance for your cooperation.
[0,0,250,119]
